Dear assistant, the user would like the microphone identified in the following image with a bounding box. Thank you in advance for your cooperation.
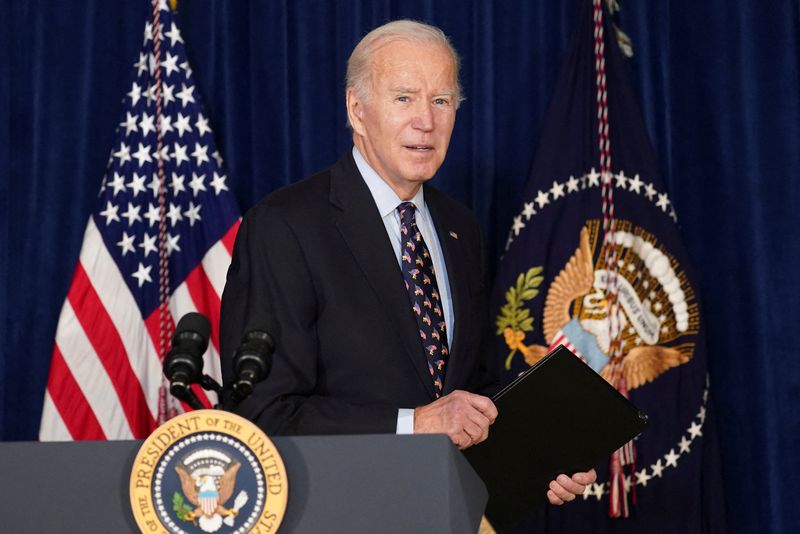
[232,314,281,401]
[163,312,211,410]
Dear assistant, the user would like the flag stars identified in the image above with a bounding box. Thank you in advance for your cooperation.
[117,232,136,256]
[210,172,228,195]
[678,435,692,454]
[688,421,703,439]
[196,114,211,136]
[132,143,153,167]
[108,172,127,196]
[148,54,158,78]
[132,262,153,287]
[166,233,181,255]
[121,202,142,226]
[615,171,628,189]
[656,193,670,212]
[644,183,657,200]
[664,448,680,468]
[127,173,147,197]
[189,173,207,196]
[161,82,175,106]
[139,112,155,137]
[99,201,120,225]
[143,22,153,44]
[191,143,210,166]
[511,215,525,236]
[176,83,195,107]
[114,142,132,165]
[635,469,652,487]
[159,114,174,134]
[184,201,202,226]
[144,83,157,107]
[549,180,565,199]
[147,175,162,198]
[170,173,186,196]
[566,175,580,192]
[628,173,643,193]
[152,145,170,162]
[134,54,148,77]
[167,203,184,226]
[698,406,707,423]
[180,61,192,78]
[534,189,549,208]
[164,22,183,46]
[172,142,190,166]
[174,113,192,137]
[212,150,224,168]
[144,203,161,227]
[587,168,600,187]
[650,459,665,478]
[161,51,180,77]
[521,201,536,220]
[121,112,138,136]
[139,234,158,257]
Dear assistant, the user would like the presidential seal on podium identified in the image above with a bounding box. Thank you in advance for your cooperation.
[130,410,288,533]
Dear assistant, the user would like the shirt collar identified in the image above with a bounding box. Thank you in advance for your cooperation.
[352,146,426,218]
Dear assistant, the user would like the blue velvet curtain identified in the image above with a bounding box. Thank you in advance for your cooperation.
[2,1,799,532]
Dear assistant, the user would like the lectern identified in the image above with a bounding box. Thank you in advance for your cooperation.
[0,434,486,533]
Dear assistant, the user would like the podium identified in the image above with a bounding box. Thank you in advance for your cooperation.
[0,434,487,533]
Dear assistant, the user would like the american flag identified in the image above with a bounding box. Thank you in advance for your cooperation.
[39,2,240,440]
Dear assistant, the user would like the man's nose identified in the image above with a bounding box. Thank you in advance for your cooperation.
[411,103,434,131]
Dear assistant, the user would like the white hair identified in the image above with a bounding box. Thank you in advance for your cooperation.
[345,20,465,114]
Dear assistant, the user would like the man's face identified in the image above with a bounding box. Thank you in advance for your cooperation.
[348,39,457,199]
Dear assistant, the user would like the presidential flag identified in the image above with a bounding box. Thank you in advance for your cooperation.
[39,1,240,440]
[490,0,725,531]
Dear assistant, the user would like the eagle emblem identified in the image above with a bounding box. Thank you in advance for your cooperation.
[498,221,696,390]
[173,448,248,533]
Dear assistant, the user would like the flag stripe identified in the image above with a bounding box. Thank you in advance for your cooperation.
[81,218,162,419]
[221,218,240,255]
[41,353,105,440]
[68,264,156,436]
[54,301,133,439]
[201,237,234,299]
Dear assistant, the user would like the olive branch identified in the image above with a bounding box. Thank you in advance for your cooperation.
[495,266,543,369]
[173,492,194,521]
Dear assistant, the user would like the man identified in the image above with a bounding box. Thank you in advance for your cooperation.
[220,19,594,505]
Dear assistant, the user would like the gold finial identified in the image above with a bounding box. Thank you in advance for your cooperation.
[169,0,178,12]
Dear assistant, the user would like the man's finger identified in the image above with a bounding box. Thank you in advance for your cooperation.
[465,394,497,421]
[556,474,587,495]
[462,421,483,443]
[549,480,577,502]
[546,489,565,506]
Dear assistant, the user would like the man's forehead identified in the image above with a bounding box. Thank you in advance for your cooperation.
[368,40,456,88]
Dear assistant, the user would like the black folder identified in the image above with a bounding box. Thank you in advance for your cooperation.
[463,345,648,528]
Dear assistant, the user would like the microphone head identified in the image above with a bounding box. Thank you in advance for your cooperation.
[242,313,281,343]
[174,312,211,344]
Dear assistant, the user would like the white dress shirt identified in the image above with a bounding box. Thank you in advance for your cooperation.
[352,146,454,434]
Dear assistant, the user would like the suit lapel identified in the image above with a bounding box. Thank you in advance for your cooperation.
[425,189,473,395]
[329,154,437,400]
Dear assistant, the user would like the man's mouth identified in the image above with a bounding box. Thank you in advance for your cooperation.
[404,144,434,152]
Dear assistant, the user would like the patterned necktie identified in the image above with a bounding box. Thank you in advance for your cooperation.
[397,202,449,398]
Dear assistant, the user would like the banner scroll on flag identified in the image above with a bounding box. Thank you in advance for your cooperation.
[39,1,240,441]
[489,0,726,532]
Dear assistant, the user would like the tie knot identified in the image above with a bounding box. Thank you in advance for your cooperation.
[397,202,417,224]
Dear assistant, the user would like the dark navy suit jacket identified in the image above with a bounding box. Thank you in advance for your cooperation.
[220,151,498,435]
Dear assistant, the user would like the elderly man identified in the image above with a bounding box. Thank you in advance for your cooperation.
[220,19,595,505]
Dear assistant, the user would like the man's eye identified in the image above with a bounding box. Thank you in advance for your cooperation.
[397,96,410,103]
[433,98,450,106]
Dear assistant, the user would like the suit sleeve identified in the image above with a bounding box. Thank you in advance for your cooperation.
[220,204,397,435]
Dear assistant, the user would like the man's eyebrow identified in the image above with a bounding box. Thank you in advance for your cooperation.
[391,86,419,93]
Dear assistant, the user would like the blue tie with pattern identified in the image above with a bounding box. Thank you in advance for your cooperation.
[397,202,449,397]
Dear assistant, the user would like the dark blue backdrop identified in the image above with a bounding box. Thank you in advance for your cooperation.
[2,1,799,532]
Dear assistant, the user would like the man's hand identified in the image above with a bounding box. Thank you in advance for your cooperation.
[546,469,597,505]
[413,390,498,449]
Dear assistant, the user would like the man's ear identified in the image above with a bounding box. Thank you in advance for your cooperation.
[346,87,366,136]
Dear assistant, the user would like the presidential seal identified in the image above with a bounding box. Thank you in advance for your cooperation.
[130,410,288,534]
